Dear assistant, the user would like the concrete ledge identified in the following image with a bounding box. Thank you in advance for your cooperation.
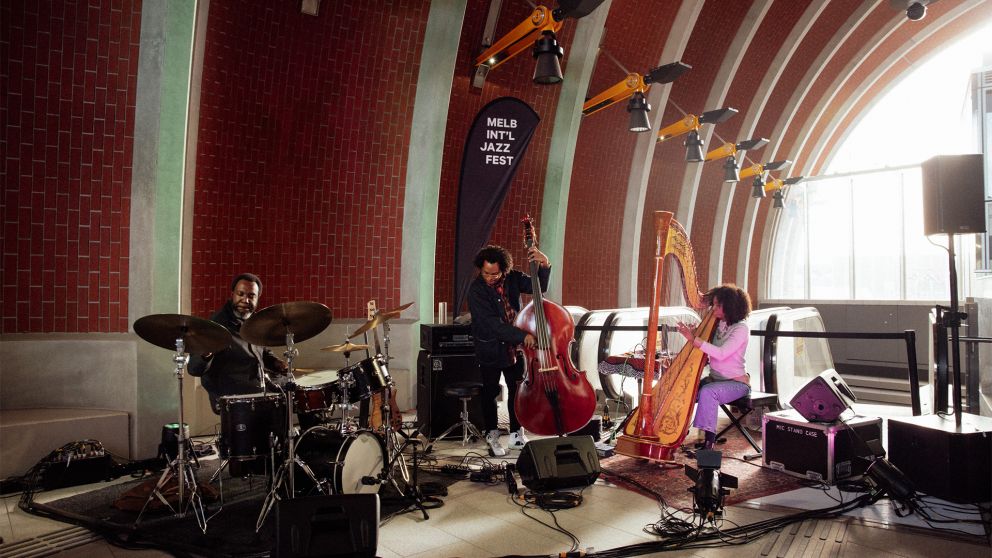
[0,408,130,479]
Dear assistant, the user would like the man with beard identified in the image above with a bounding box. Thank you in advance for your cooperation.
[189,273,288,414]
[467,244,550,457]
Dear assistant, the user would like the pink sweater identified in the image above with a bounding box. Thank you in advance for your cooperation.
[699,321,749,381]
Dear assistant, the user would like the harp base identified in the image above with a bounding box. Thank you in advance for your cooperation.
[614,433,678,462]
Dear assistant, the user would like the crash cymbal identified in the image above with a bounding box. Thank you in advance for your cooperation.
[320,341,370,353]
[381,301,414,315]
[134,314,232,355]
[240,301,332,347]
[348,314,385,339]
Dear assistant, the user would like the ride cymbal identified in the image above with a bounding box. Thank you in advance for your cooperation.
[320,341,370,353]
[240,301,332,347]
[133,314,232,354]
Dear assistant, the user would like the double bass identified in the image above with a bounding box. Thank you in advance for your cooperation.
[615,211,715,461]
[513,215,597,436]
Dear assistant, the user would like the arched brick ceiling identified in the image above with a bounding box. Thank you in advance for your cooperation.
[442,0,992,311]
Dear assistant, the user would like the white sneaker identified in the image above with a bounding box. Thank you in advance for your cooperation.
[485,430,507,457]
[508,429,528,449]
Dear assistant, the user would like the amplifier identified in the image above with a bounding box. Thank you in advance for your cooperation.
[416,351,484,438]
[41,455,113,490]
[420,324,474,354]
[763,409,881,484]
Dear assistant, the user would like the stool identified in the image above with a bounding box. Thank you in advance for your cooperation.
[715,391,778,461]
[431,382,485,447]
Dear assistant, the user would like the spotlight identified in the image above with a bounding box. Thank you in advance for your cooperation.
[684,130,705,162]
[751,175,766,198]
[684,449,737,519]
[739,159,791,180]
[906,1,927,20]
[533,30,564,84]
[772,190,784,208]
[722,156,740,182]
[627,91,652,132]
[472,1,608,86]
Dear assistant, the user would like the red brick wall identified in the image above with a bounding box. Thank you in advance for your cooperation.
[191,1,428,319]
[1,0,140,333]
[637,0,753,305]
[560,0,681,310]
[436,0,575,313]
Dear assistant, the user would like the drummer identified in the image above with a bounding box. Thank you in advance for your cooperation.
[189,273,289,413]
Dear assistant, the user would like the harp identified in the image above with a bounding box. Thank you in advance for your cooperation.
[615,211,715,461]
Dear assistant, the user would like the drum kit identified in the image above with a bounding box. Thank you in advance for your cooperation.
[132,299,418,533]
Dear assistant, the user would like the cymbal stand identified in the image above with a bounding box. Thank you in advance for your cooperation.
[135,337,208,533]
[256,331,319,531]
[379,320,411,484]
[337,367,359,433]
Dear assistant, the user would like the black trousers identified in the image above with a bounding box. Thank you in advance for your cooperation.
[479,359,524,432]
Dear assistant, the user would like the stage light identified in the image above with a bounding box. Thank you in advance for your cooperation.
[684,449,737,519]
[704,137,768,183]
[656,108,737,162]
[533,31,563,84]
[751,175,766,198]
[739,159,791,180]
[582,61,691,132]
[473,1,608,85]
[765,176,803,208]
[685,130,705,162]
[627,92,652,132]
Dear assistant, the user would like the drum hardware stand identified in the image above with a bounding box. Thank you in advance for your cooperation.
[256,331,309,531]
[135,338,209,533]
[380,433,429,520]
[337,369,360,433]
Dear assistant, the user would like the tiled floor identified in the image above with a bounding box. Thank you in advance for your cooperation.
[2,421,989,557]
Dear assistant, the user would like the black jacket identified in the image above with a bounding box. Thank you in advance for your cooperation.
[467,266,551,368]
[188,301,284,413]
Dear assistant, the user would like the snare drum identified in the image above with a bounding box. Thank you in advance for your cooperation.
[293,370,341,413]
[293,427,387,495]
[338,357,391,401]
[218,393,287,461]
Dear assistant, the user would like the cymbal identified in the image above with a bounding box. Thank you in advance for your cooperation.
[134,314,232,355]
[240,301,332,347]
[293,367,318,374]
[347,303,412,339]
[320,341,370,353]
[381,301,414,315]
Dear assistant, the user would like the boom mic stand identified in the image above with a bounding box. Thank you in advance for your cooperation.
[942,233,967,427]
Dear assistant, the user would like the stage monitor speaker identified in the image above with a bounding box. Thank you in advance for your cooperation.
[416,351,484,438]
[516,435,601,491]
[789,369,857,423]
[921,154,986,236]
[887,413,992,504]
[276,494,379,558]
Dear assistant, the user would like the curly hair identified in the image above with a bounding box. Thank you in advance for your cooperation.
[473,245,513,272]
[705,283,751,324]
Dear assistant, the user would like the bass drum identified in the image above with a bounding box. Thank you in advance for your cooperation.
[294,427,386,495]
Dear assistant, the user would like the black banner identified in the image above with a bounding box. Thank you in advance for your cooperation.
[453,97,541,312]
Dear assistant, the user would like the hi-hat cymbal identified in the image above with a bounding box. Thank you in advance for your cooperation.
[134,314,232,355]
[241,301,332,347]
[320,341,369,353]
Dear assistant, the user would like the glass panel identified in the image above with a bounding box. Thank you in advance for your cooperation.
[769,188,807,299]
[904,172,951,300]
[808,178,852,299]
[852,172,902,299]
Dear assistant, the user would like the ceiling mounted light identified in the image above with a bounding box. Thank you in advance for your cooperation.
[582,61,690,132]
[704,137,768,183]
[473,1,608,86]
[765,176,804,208]
[627,91,652,132]
[739,159,791,180]
[532,31,564,84]
[656,107,738,163]
[751,175,766,198]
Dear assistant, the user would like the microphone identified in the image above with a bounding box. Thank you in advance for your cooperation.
[361,476,380,486]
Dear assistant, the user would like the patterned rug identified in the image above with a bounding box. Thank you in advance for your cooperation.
[600,428,807,511]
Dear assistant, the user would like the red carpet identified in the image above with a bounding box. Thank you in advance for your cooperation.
[600,429,807,510]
